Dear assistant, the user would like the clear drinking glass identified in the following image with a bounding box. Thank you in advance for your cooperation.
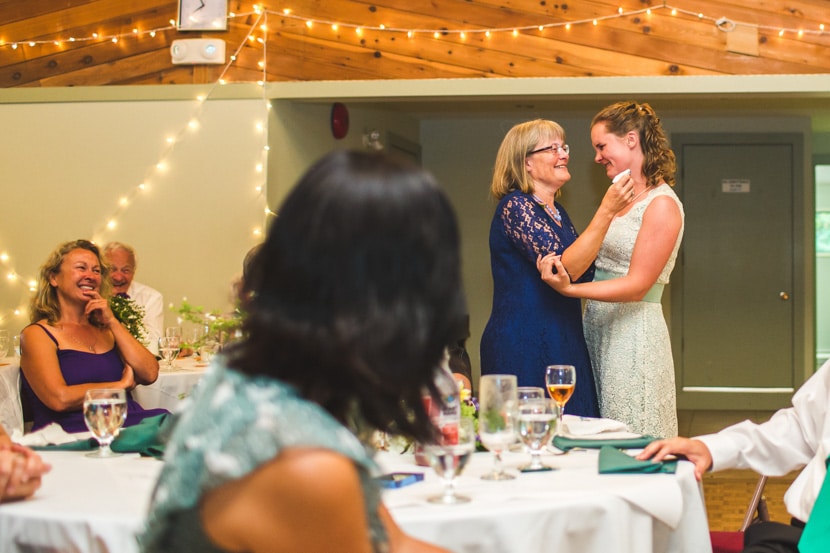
[0,329,8,362]
[545,365,576,436]
[517,399,557,471]
[83,388,127,458]
[158,337,180,370]
[164,327,182,368]
[509,387,545,452]
[517,386,545,402]
[478,374,518,480]
[425,417,475,504]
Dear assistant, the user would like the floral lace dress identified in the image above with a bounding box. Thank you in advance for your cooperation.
[138,360,386,552]
[481,190,599,416]
[584,184,684,438]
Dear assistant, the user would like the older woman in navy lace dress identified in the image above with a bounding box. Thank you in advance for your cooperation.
[481,119,632,416]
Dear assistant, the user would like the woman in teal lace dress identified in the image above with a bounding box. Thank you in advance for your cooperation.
[139,151,464,553]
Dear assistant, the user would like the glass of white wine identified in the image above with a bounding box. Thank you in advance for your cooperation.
[545,364,576,437]
[424,417,475,504]
[478,374,518,480]
[517,399,557,471]
[83,388,127,458]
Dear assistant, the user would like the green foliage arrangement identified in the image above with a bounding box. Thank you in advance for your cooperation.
[171,299,243,348]
[109,295,147,343]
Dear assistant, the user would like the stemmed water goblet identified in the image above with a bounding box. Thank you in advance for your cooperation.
[158,337,180,370]
[545,364,576,436]
[0,334,8,364]
[83,388,127,458]
[164,327,182,367]
[478,374,518,480]
[517,398,557,472]
[424,417,476,504]
[509,387,545,452]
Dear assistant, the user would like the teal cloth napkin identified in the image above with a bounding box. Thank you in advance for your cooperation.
[598,445,677,474]
[553,434,657,452]
[32,413,171,458]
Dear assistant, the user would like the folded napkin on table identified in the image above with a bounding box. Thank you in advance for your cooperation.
[598,445,677,474]
[12,423,82,446]
[29,413,171,458]
[561,415,630,436]
[553,434,657,452]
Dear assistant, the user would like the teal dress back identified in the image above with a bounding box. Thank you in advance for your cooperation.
[138,359,386,552]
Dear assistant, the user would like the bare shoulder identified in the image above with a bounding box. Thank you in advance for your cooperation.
[202,448,373,553]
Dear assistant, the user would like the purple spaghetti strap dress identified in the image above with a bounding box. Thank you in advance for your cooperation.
[20,324,168,433]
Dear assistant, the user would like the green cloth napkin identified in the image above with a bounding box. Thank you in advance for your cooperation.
[33,413,171,458]
[553,434,657,452]
[598,445,677,474]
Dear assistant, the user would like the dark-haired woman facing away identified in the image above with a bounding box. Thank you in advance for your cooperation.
[140,150,461,553]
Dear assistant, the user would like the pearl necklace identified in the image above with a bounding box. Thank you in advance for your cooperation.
[532,194,562,223]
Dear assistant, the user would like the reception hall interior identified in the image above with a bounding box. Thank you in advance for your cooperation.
[1,1,830,552]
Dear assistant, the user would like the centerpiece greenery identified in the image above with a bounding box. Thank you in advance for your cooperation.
[108,295,147,343]
[171,299,243,349]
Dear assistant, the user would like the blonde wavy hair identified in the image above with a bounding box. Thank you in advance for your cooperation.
[30,239,111,327]
[490,119,566,200]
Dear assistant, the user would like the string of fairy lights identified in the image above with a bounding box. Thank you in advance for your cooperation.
[0,1,828,326]
[0,10,274,327]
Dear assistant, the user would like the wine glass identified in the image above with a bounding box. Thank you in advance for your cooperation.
[517,386,545,402]
[0,335,8,364]
[477,374,518,480]
[517,399,557,472]
[83,388,127,458]
[545,365,576,436]
[158,337,180,370]
[424,417,475,504]
[164,327,182,367]
[509,387,545,452]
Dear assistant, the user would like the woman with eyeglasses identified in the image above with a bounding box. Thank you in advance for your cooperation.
[538,102,684,438]
[480,119,633,416]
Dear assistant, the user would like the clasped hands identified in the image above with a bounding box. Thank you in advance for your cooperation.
[536,253,572,294]
[0,442,51,503]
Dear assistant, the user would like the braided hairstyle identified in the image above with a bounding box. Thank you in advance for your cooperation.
[591,101,676,188]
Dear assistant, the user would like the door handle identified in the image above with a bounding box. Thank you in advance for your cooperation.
[779,291,790,301]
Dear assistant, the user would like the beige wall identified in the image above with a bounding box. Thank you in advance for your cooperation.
[0,98,267,338]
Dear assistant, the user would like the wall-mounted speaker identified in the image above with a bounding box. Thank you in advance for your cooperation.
[170,38,226,65]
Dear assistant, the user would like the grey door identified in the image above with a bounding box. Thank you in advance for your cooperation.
[672,134,804,409]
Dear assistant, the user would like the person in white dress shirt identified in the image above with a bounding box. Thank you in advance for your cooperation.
[103,242,163,356]
[639,358,830,553]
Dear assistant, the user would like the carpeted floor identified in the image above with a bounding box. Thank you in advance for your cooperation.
[703,469,797,531]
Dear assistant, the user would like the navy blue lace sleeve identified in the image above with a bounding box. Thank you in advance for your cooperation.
[497,192,594,283]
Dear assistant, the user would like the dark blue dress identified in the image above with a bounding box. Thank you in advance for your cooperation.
[480,190,599,417]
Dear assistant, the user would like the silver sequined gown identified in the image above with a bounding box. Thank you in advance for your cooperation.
[584,184,684,438]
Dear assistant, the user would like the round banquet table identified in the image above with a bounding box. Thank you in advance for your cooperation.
[0,446,712,553]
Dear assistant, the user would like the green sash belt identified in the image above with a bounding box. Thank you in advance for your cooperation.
[594,269,664,303]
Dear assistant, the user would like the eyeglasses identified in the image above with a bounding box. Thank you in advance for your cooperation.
[527,144,569,157]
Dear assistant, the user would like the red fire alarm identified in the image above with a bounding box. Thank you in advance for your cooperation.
[330,102,349,139]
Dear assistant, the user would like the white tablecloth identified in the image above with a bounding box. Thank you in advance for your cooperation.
[0,451,162,553]
[380,449,712,553]
[0,357,206,436]
[133,357,207,413]
[0,447,712,553]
